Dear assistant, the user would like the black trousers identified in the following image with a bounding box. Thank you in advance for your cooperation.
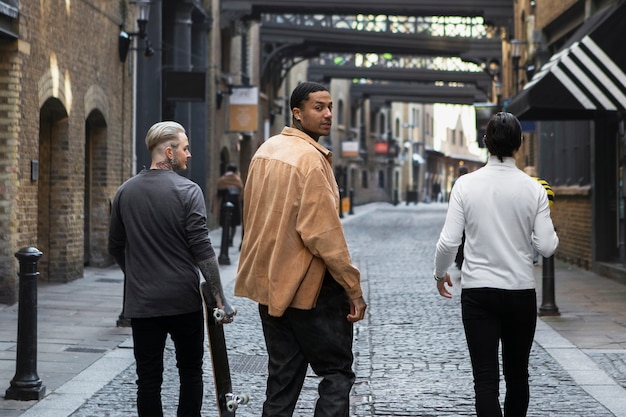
[259,274,355,417]
[461,288,537,417]
[131,310,204,417]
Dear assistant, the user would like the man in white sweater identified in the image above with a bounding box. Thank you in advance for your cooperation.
[433,112,559,417]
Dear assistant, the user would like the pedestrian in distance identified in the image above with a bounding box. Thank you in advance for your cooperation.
[235,81,367,417]
[108,121,235,417]
[214,163,244,247]
[432,181,442,202]
[433,112,559,417]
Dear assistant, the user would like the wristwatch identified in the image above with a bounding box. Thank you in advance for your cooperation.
[433,273,445,282]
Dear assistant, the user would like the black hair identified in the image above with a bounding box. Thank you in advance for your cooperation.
[484,112,522,162]
[290,82,329,111]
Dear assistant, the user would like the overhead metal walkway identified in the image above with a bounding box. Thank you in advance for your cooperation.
[221,0,508,106]
[349,82,487,106]
[258,14,502,100]
[260,16,501,72]
[221,0,513,28]
[307,62,492,95]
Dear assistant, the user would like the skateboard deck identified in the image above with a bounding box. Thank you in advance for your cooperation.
[200,281,249,416]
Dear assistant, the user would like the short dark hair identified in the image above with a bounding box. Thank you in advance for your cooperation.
[484,112,522,162]
[290,82,329,111]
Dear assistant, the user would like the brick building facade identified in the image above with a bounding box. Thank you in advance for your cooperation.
[0,1,134,304]
[551,187,593,269]
[508,0,626,275]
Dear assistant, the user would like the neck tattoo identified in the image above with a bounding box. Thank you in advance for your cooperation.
[155,161,173,170]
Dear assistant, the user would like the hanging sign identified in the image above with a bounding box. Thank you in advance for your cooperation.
[228,86,258,132]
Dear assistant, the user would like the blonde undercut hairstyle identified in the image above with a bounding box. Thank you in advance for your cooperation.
[145,121,185,152]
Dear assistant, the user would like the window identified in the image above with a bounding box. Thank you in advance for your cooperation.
[350,105,358,128]
[539,120,591,186]
[369,110,377,133]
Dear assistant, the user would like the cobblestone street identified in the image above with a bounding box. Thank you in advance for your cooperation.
[69,203,626,416]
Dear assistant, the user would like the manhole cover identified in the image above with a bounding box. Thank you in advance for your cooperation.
[229,354,267,374]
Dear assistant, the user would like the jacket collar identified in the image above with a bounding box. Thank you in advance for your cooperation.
[281,126,332,159]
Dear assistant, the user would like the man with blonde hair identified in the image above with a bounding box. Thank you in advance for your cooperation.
[109,121,234,417]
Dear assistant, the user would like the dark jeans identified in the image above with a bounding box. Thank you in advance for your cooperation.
[131,310,204,417]
[259,274,355,417]
[461,288,537,417]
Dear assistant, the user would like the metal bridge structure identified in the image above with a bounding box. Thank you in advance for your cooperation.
[220,0,511,106]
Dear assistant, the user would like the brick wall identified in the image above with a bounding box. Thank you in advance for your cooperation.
[0,2,133,303]
[551,186,592,270]
[0,42,21,302]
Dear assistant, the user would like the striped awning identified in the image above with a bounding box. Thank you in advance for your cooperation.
[507,1,626,120]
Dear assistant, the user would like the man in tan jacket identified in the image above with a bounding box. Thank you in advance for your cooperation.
[235,82,367,417]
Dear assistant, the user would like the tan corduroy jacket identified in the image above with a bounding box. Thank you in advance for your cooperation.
[235,127,362,317]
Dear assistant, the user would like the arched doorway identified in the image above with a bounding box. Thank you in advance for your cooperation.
[84,110,111,266]
[38,98,71,281]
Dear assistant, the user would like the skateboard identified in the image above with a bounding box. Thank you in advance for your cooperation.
[200,281,249,416]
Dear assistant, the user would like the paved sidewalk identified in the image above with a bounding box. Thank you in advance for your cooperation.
[0,202,625,416]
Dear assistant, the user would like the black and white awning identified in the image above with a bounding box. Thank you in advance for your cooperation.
[507,1,626,120]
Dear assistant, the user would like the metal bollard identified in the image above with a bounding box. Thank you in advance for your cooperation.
[348,188,355,215]
[339,188,344,219]
[393,188,399,206]
[5,247,46,401]
[218,201,234,265]
[538,255,560,316]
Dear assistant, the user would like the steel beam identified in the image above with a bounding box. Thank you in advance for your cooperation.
[222,0,512,28]
[350,82,487,106]
[307,65,492,94]
[260,25,501,64]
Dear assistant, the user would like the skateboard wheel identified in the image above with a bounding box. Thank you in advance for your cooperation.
[237,393,250,405]
[226,399,238,412]
[213,308,225,321]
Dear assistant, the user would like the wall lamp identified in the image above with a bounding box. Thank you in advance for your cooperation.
[216,74,235,109]
[216,85,233,109]
[118,0,153,62]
